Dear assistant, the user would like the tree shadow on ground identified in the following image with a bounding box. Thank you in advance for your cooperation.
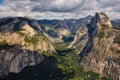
[3,55,63,80]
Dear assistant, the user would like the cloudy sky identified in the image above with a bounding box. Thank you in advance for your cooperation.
[0,0,119,19]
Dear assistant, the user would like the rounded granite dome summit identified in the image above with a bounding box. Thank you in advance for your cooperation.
[95,12,112,28]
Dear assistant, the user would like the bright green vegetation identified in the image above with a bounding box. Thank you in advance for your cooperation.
[96,31,105,39]
[55,49,100,80]
[48,42,110,80]
[11,49,110,80]
[113,37,120,45]
[3,42,110,80]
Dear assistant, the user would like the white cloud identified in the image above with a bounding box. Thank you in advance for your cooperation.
[0,0,119,19]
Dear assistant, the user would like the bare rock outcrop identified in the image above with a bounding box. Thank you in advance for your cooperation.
[70,12,120,80]
[0,17,55,78]
[0,46,44,77]
[0,21,55,52]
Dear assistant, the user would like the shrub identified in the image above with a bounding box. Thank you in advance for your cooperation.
[0,40,7,46]
[113,37,120,45]
[117,50,120,54]
[96,31,105,39]
[102,24,108,27]
[24,36,39,44]
[0,40,14,49]
[53,42,106,80]
[16,31,25,36]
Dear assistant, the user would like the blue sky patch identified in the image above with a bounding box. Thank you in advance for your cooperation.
[0,0,3,4]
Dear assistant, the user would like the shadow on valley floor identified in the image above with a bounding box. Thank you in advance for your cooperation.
[0,44,77,80]
[2,55,63,80]
[2,54,75,80]
[0,44,109,80]
[56,48,75,56]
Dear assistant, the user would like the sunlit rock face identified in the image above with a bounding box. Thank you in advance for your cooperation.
[0,17,55,77]
[70,12,120,80]
[95,12,112,31]
[0,17,55,52]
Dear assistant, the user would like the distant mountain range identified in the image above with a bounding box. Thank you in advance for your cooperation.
[37,15,92,42]
[38,15,92,33]
[112,19,120,29]
[0,13,120,80]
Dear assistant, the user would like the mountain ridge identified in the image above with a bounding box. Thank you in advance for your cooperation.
[0,17,55,77]
[0,13,120,80]
[69,12,120,80]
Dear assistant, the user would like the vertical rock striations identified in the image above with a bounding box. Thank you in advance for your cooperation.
[0,17,55,78]
[0,46,44,77]
[70,12,120,80]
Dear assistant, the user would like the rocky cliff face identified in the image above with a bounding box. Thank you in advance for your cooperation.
[0,46,44,78]
[39,16,92,42]
[0,17,55,78]
[70,12,120,80]
[0,17,55,52]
